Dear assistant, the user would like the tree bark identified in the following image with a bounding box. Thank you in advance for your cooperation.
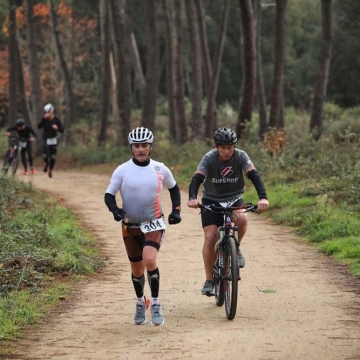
[310,0,333,140]
[8,0,18,127]
[194,0,212,98]
[255,0,268,139]
[236,0,256,139]
[15,38,32,126]
[185,0,203,136]
[174,0,188,143]
[141,0,160,130]
[49,0,75,145]
[161,0,177,140]
[121,0,133,143]
[268,0,287,129]
[25,0,43,127]
[204,0,230,139]
[97,0,111,146]
[130,32,145,104]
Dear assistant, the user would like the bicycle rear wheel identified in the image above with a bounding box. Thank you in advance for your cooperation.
[224,236,239,320]
[1,150,11,176]
[10,149,18,176]
[213,260,224,306]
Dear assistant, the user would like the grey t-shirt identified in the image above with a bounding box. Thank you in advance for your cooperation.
[197,148,253,202]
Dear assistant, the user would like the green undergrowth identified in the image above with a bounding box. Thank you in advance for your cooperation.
[0,177,103,346]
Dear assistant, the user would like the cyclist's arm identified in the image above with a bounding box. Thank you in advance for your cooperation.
[246,166,269,210]
[188,171,205,200]
[38,118,44,129]
[29,127,38,139]
[5,126,16,135]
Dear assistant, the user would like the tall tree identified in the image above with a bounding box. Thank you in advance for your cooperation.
[268,0,287,129]
[15,38,31,125]
[49,0,75,145]
[141,0,159,130]
[130,32,145,105]
[161,0,177,140]
[185,0,203,136]
[174,0,187,143]
[254,0,268,139]
[236,0,256,139]
[204,0,230,139]
[121,0,132,143]
[8,0,18,126]
[194,0,212,98]
[25,0,43,127]
[109,0,132,145]
[97,0,111,146]
[310,0,333,140]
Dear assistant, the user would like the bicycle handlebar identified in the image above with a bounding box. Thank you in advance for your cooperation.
[199,203,259,214]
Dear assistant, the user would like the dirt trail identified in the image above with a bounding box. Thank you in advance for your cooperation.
[6,171,360,360]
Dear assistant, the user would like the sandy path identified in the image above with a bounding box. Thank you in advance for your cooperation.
[6,171,360,360]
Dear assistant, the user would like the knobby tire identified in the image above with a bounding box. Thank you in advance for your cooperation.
[224,236,238,320]
[10,149,18,176]
[2,149,11,175]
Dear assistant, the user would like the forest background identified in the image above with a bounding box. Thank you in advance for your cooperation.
[0,0,360,348]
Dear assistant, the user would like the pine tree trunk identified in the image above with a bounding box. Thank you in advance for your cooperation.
[310,0,333,140]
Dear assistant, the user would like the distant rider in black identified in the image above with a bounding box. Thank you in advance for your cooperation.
[38,103,64,178]
[5,118,38,175]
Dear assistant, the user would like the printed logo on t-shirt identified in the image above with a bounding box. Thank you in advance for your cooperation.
[221,167,233,178]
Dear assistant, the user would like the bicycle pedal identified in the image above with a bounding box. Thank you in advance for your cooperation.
[203,291,215,297]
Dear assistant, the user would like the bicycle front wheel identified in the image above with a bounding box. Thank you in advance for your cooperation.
[10,149,18,176]
[2,149,11,176]
[224,236,239,320]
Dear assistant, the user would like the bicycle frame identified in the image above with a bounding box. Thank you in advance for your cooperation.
[200,203,258,320]
[2,136,19,176]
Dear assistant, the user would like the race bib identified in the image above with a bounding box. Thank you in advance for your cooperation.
[140,218,166,233]
[47,137,57,145]
[19,141,27,148]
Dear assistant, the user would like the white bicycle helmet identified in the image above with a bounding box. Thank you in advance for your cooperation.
[128,127,154,144]
[44,103,54,113]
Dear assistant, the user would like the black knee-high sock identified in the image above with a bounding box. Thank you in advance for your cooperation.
[147,268,160,298]
[131,273,145,298]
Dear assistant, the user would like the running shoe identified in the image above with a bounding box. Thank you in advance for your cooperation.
[201,280,214,295]
[23,170,28,175]
[48,171,52,178]
[150,303,164,326]
[134,297,150,325]
[31,168,36,174]
[43,164,48,173]
[238,247,245,268]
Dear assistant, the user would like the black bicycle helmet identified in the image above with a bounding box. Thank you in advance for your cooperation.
[16,118,25,127]
[213,127,237,145]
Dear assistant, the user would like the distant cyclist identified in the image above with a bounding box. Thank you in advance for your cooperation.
[5,118,38,175]
[104,127,182,326]
[38,103,64,178]
[187,127,269,295]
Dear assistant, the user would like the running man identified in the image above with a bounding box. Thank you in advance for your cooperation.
[104,127,182,326]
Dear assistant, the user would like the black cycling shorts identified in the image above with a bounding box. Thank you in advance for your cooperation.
[201,198,245,228]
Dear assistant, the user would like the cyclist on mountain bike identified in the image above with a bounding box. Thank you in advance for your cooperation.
[5,118,38,175]
[104,127,182,326]
[187,127,269,295]
[38,103,64,178]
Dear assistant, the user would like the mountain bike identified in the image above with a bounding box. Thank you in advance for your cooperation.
[1,136,19,176]
[199,203,259,320]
